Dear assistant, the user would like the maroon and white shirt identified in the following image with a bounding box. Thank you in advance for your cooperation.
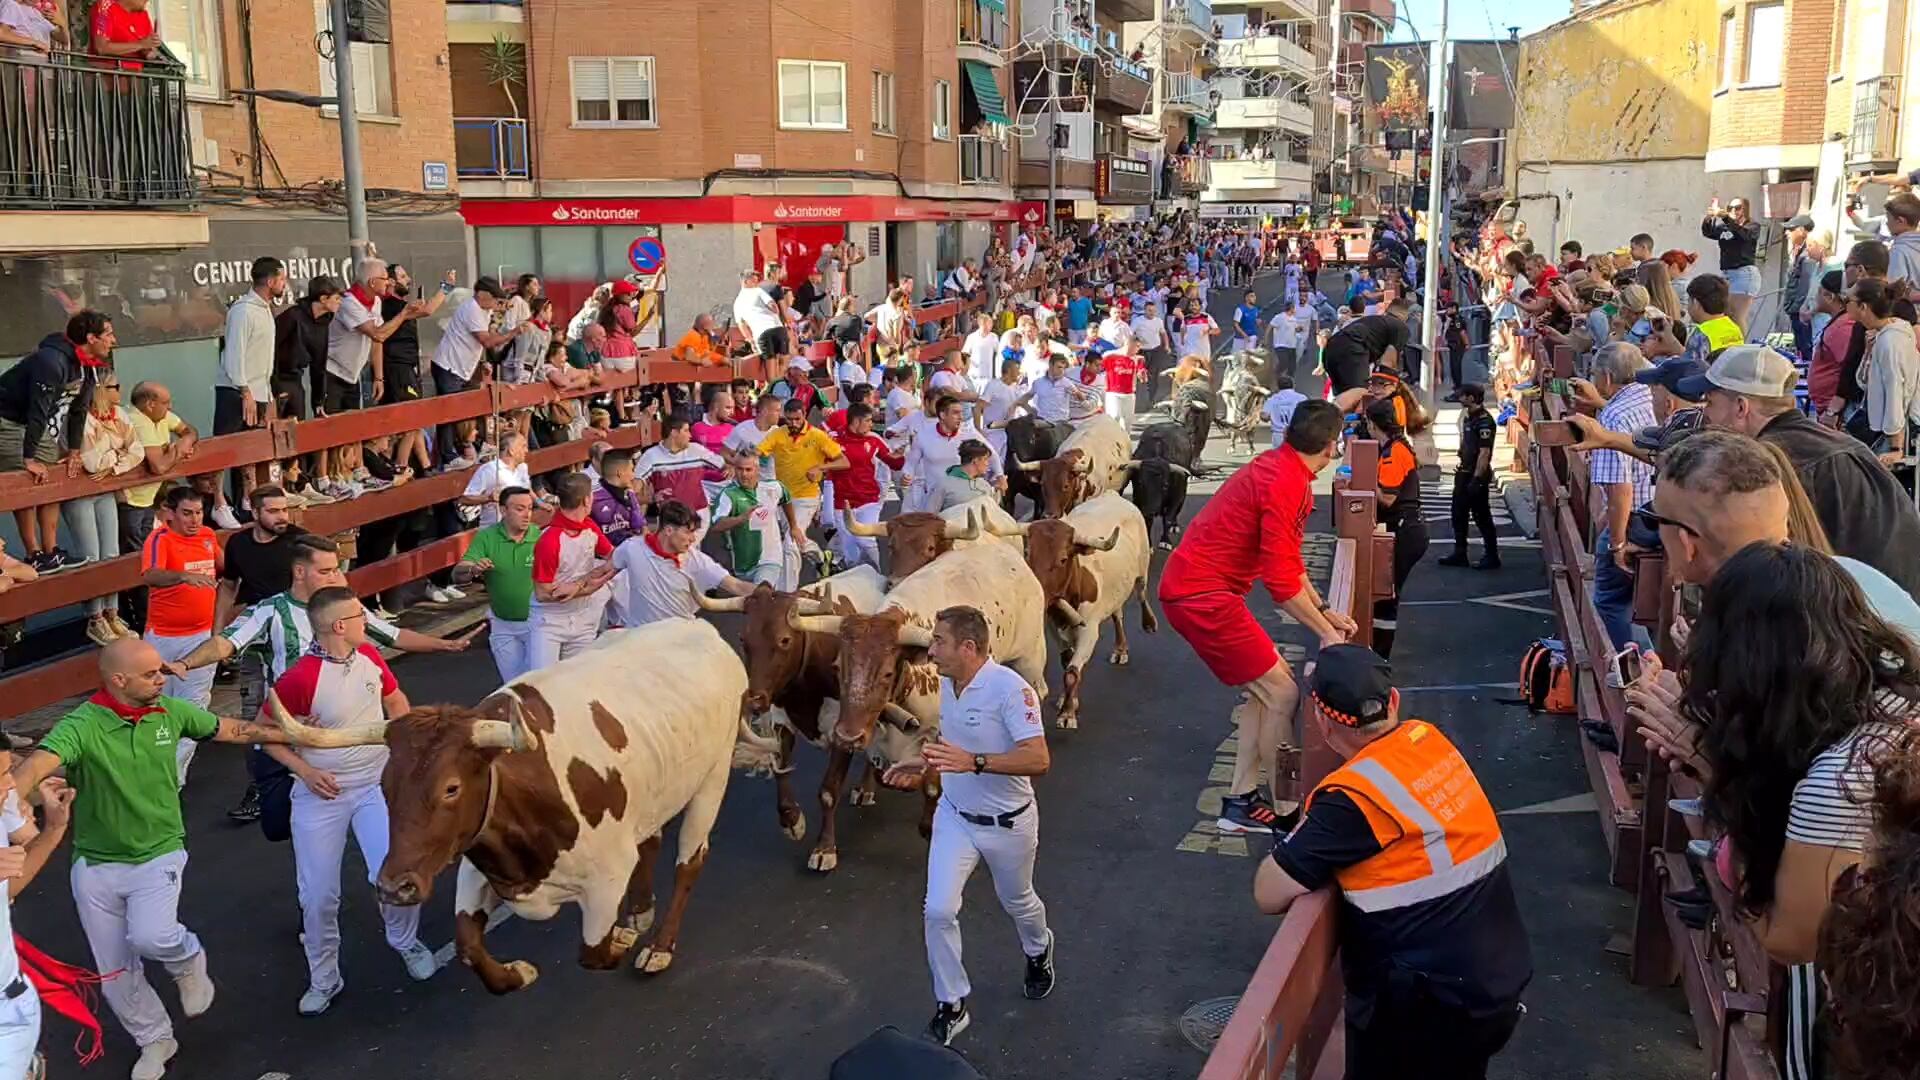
[273,645,398,789]
[531,514,614,619]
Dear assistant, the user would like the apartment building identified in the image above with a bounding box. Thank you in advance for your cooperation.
[1331,0,1397,213]
[1011,0,1159,222]
[450,0,1029,332]
[0,0,463,430]
[1201,0,1322,218]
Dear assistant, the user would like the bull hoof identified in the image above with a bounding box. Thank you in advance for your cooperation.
[807,848,840,873]
[506,961,540,990]
[632,946,674,975]
[852,789,877,808]
[1110,649,1130,666]
[782,815,807,840]
[1157,540,1174,550]
[1057,712,1079,730]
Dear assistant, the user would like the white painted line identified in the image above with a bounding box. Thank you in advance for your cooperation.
[1399,681,1519,693]
[1500,792,1599,816]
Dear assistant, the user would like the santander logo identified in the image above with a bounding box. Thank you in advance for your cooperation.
[551,206,570,222]
[772,202,843,220]
[547,203,643,222]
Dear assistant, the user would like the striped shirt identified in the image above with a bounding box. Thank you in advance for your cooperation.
[1590,383,1657,512]
[1785,709,1912,850]
[221,592,401,681]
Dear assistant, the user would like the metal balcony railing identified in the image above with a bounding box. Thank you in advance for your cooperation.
[1849,74,1901,164]
[0,50,194,209]
[1163,71,1215,116]
[1169,0,1213,31]
[1174,153,1209,193]
[454,116,530,179]
[959,133,1007,185]
[959,0,1008,49]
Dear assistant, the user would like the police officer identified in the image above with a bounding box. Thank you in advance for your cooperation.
[887,605,1056,1047]
[1255,645,1531,1080]
[1439,383,1501,570]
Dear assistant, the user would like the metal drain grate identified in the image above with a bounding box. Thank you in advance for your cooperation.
[1179,995,1242,1053]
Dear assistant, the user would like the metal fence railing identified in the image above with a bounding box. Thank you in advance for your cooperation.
[0,49,195,209]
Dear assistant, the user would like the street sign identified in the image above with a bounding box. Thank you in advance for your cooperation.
[1199,202,1297,219]
[628,236,666,274]
[421,162,449,192]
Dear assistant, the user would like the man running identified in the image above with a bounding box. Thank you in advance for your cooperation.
[1158,400,1355,833]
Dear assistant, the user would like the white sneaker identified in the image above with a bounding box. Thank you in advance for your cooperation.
[398,941,439,981]
[210,505,242,530]
[425,585,454,604]
[130,1038,177,1080]
[174,949,214,1018]
[297,981,343,1017]
[440,585,467,600]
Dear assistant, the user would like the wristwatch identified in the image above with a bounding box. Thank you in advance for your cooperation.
[973,754,988,774]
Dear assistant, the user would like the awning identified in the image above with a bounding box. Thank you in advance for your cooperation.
[978,0,1005,10]
[963,60,1010,127]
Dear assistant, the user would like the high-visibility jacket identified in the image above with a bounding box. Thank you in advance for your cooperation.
[1305,719,1507,914]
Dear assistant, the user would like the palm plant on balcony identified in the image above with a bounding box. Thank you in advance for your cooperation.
[484,34,526,119]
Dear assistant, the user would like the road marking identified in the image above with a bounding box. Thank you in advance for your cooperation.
[1400,588,1553,615]
[1399,681,1519,693]
[1500,792,1598,816]
[433,904,515,966]
[1177,734,1253,857]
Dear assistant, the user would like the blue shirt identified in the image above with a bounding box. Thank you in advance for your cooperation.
[1067,297,1094,331]
[1234,305,1261,336]
[1347,277,1376,305]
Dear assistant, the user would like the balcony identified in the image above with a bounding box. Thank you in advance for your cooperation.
[445,0,524,44]
[1096,153,1153,203]
[1204,157,1312,198]
[0,51,194,211]
[1166,0,1214,37]
[1174,154,1209,195]
[1163,71,1215,118]
[455,117,529,180]
[1213,96,1313,134]
[958,0,1009,65]
[959,133,1008,186]
[1217,33,1315,73]
[1849,75,1901,165]
[1016,159,1098,192]
[1094,62,1152,113]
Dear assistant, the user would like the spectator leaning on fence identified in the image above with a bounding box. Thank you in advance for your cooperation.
[325,259,423,416]
[72,371,143,646]
[122,380,196,580]
[0,0,67,49]
[0,310,112,575]
[1568,343,1655,650]
[273,276,340,423]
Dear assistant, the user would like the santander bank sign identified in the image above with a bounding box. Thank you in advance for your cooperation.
[771,202,844,220]
[460,195,1019,228]
[550,204,645,223]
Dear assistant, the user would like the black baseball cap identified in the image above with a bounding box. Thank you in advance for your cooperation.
[1633,357,1709,403]
[1310,645,1395,727]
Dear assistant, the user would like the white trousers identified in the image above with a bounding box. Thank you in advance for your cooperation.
[530,603,603,669]
[831,502,883,569]
[0,984,39,1080]
[1104,391,1136,430]
[146,631,213,787]
[71,849,200,1048]
[923,800,1049,1005]
[487,615,535,683]
[902,478,939,515]
[291,781,421,993]
[790,497,823,556]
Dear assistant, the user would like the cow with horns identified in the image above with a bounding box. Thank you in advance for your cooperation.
[840,498,1022,583]
[269,618,780,991]
[985,491,1157,727]
[694,567,938,872]
[1016,415,1134,518]
[995,415,1075,517]
[1122,420,1196,549]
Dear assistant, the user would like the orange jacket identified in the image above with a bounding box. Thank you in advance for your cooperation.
[672,328,728,366]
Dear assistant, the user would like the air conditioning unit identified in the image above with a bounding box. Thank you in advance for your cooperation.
[1761,180,1811,220]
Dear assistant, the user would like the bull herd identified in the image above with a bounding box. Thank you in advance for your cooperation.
[270,410,1207,996]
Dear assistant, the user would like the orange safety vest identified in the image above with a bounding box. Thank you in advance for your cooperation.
[1304,720,1507,913]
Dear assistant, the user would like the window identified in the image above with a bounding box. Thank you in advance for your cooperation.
[1830,0,1847,76]
[778,60,847,130]
[571,57,657,127]
[153,0,222,98]
[933,78,952,140]
[315,0,393,117]
[1742,3,1784,85]
[1718,12,1735,88]
[872,71,896,135]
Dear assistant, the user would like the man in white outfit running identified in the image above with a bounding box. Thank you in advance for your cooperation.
[261,586,439,1015]
[885,605,1055,1047]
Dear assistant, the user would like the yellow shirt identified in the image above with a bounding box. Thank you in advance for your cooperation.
[126,410,184,509]
[758,425,843,500]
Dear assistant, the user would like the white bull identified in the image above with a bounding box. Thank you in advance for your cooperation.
[1019,415,1134,518]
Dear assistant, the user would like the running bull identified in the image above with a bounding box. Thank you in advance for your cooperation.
[270,618,780,992]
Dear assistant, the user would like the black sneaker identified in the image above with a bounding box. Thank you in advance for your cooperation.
[1217,792,1285,834]
[1024,932,1056,1000]
[228,782,262,823]
[925,1000,970,1046]
[52,547,88,570]
[1438,551,1471,567]
[29,550,61,575]
[1475,554,1502,570]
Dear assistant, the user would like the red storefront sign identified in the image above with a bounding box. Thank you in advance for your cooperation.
[460,195,1027,228]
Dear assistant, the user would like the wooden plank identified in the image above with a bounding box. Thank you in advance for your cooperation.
[0,428,277,512]
[347,531,476,597]
[1630,749,1681,987]
[0,652,101,721]
[1658,851,1726,1055]
[1198,890,1342,1080]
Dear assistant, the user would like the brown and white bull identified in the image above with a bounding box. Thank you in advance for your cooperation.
[693,566,935,872]
[985,491,1157,728]
[1016,415,1134,518]
[840,499,1021,583]
[270,618,779,992]
[785,540,1050,865]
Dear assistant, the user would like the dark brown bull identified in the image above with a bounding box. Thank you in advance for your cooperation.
[840,508,979,581]
[1017,447,1097,519]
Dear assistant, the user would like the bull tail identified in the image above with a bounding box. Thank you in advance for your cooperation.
[732,711,784,774]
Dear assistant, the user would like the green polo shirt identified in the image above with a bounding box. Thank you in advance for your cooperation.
[40,695,220,865]
[462,523,541,622]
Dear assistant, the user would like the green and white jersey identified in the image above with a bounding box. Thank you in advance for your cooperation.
[221,592,401,680]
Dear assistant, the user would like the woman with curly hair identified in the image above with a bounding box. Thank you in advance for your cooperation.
[1634,542,1919,1080]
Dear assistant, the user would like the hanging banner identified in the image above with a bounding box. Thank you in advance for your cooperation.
[1450,41,1519,130]
[1364,42,1433,130]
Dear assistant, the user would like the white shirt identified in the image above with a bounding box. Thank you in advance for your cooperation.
[726,419,779,467]
[964,329,1001,383]
[929,368,973,407]
[1129,315,1166,351]
[612,538,729,626]
[431,296,494,382]
[938,659,1046,814]
[463,459,532,528]
[734,286,781,339]
[1097,315,1133,351]
[1029,375,1075,422]
[903,421,1000,485]
[980,377,1026,432]
[325,289,379,382]
[1268,310,1304,351]
[1180,313,1216,358]
[219,289,276,399]
[1265,389,1308,448]
[870,302,909,345]
[0,791,19,984]
[884,386,922,424]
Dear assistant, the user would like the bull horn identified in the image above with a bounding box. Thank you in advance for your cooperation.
[1071,458,1091,475]
[880,703,923,734]
[985,516,1031,538]
[268,689,387,749]
[1119,460,1141,472]
[895,622,935,649]
[1016,459,1044,473]
[469,693,531,752]
[1169,463,1193,477]
[1077,526,1121,552]
[987,419,1010,430]
[786,608,844,636]
[842,509,888,537]
[793,595,837,616]
[690,584,748,614]
[943,509,981,541]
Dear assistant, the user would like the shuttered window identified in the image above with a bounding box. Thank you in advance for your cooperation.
[572,57,657,128]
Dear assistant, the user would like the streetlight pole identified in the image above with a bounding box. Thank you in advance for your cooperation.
[329,0,371,277]
[1418,0,1449,396]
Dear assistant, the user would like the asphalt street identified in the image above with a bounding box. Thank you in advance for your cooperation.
[17,272,1702,1080]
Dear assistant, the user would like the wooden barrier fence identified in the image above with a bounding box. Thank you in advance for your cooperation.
[1525,343,1783,1080]
[1199,439,1396,1080]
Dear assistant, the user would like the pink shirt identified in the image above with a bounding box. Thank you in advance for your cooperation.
[1809,313,1856,407]
[690,420,732,457]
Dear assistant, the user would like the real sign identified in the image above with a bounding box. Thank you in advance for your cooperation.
[1198,202,1299,219]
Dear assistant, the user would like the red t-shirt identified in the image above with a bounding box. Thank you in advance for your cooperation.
[831,432,906,509]
[1159,445,1314,605]
[1103,353,1143,395]
[92,0,152,70]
